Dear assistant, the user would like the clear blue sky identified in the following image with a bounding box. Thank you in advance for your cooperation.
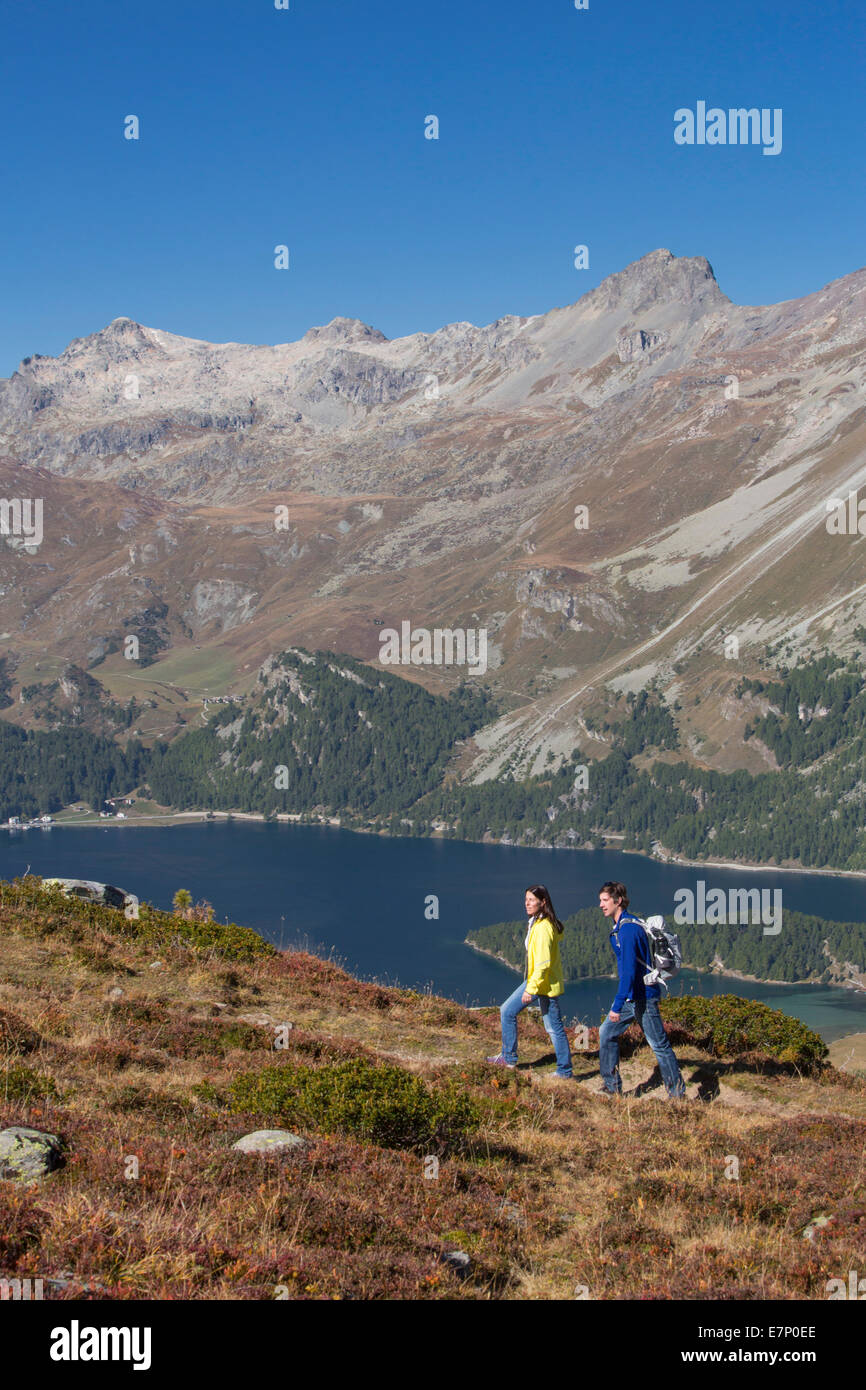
[1,0,863,376]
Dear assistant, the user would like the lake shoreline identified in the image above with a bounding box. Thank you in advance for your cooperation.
[4,810,345,833]
[464,940,865,997]
[464,940,524,976]
[13,809,866,881]
[643,848,866,882]
[681,959,861,991]
[5,818,865,1046]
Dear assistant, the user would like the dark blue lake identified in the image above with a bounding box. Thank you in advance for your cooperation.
[2,821,866,1042]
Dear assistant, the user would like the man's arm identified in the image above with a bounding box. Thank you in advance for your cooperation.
[611,921,640,1014]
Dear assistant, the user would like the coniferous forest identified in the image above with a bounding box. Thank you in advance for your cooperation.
[145,650,496,817]
[468,905,866,983]
[2,649,866,880]
[0,720,146,821]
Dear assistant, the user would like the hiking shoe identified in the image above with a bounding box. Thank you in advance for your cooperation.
[597,1085,622,1098]
[486,1055,516,1069]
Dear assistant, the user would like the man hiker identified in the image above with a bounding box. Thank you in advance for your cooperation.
[597,880,686,1099]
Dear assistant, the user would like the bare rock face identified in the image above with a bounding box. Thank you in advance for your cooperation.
[581,248,725,318]
[616,328,669,363]
[302,317,388,346]
[0,249,734,479]
[1,246,866,782]
[183,580,258,636]
[42,879,139,917]
[297,351,419,410]
[516,570,580,618]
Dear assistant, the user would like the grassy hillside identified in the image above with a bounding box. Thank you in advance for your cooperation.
[1,875,864,1300]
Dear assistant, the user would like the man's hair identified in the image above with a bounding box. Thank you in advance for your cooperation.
[600,881,629,909]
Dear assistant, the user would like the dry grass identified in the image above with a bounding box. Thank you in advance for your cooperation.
[0,876,864,1300]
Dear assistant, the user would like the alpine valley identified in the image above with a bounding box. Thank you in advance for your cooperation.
[3,248,866,874]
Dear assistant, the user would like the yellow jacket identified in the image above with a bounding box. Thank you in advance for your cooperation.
[526,914,565,997]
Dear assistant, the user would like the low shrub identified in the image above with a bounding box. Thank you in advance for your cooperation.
[226,1057,479,1152]
[0,877,275,964]
[71,943,121,974]
[0,1187,50,1264]
[1,1062,60,1103]
[659,994,828,1071]
[101,998,171,1028]
[0,1008,45,1057]
[160,1019,269,1058]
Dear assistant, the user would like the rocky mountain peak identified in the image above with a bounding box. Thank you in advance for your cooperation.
[578,248,728,318]
[88,317,156,347]
[47,317,163,370]
[302,317,388,346]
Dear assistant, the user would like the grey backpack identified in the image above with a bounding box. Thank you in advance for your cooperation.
[636,914,682,991]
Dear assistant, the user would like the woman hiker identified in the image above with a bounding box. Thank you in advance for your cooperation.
[487,884,573,1078]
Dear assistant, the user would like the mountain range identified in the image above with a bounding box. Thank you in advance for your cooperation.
[2,247,865,781]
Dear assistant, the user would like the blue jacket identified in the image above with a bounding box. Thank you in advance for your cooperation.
[610,911,660,1013]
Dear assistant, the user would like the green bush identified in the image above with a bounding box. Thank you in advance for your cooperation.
[1,1063,59,1103]
[175,1021,267,1057]
[71,943,120,974]
[226,1057,479,1152]
[0,877,274,964]
[659,994,828,1071]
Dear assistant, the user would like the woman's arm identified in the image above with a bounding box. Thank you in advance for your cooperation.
[526,918,553,995]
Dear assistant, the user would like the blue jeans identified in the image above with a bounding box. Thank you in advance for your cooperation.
[599,999,686,1097]
[500,980,573,1077]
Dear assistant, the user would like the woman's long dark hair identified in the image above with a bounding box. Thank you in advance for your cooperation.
[526,884,565,935]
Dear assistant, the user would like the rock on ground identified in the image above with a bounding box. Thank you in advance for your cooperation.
[0,1126,65,1182]
[231,1129,308,1154]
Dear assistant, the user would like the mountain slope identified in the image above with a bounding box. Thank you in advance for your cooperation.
[1,875,863,1301]
[1,248,865,783]
[146,647,494,816]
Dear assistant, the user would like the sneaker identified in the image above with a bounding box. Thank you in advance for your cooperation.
[486,1055,516,1069]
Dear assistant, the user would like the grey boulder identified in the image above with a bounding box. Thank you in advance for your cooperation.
[231,1129,307,1154]
[0,1126,64,1182]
